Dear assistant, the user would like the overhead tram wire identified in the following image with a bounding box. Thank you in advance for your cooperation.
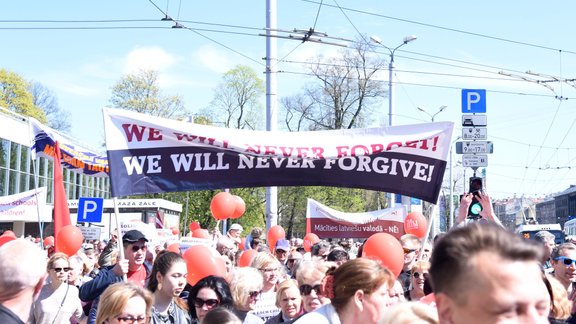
[298,0,576,56]
[146,0,265,67]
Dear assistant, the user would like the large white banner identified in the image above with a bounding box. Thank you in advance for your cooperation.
[0,187,47,222]
[306,198,406,239]
[103,108,454,202]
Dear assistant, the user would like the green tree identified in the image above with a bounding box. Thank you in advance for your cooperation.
[0,69,47,123]
[109,69,188,119]
[203,65,265,130]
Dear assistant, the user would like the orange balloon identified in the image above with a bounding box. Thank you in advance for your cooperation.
[303,233,320,252]
[0,235,15,247]
[231,196,246,219]
[210,192,235,221]
[362,233,404,278]
[2,230,16,238]
[183,245,226,285]
[171,227,180,235]
[238,249,258,267]
[267,225,285,250]
[192,228,211,239]
[404,212,428,238]
[55,225,84,256]
[189,221,201,231]
[43,236,55,247]
[167,243,181,254]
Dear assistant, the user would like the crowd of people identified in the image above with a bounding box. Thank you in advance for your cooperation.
[1,193,575,324]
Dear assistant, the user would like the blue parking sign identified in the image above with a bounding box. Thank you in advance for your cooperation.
[77,197,103,223]
[462,89,486,113]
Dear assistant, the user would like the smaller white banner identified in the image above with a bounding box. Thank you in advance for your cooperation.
[0,187,47,222]
[306,198,406,239]
[79,226,102,240]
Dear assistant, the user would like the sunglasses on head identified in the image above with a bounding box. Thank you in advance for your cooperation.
[52,267,71,273]
[403,248,417,254]
[248,290,262,299]
[299,284,323,296]
[131,245,147,252]
[555,256,576,266]
[412,271,428,279]
[194,298,219,308]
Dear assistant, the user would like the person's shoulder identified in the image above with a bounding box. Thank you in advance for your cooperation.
[293,306,333,324]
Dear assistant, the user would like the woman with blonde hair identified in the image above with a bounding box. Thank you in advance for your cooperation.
[406,260,431,301]
[294,258,395,324]
[95,282,153,324]
[229,267,264,324]
[31,252,84,324]
[295,261,332,314]
[265,279,302,324]
[251,252,283,321]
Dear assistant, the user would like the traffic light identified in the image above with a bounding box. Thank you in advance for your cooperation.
[468,177,483,219]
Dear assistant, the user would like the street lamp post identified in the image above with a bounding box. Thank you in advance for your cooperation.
[371,35,417,208]
[417,105,447,122]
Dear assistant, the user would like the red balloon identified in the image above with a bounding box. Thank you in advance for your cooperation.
[55,225,84,256]
[210,192,235,221]
[189,221,201,231]
[267,225,285,250]
[0,235,15,247]
[404,212,428,238]
[167,243,181,254]
[171,227,180,235]
[2,230,16,238]
[231,196,246,219]
[43,236,55,247]
[238,249,258,267]
[362,233,404,278]
[183,245,226,285]
[303,233,320,252]
[192,228,211,239]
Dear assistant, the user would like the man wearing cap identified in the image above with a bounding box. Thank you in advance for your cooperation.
[227,223,243,245]
[79,229,150,324]
[274,239,291,276]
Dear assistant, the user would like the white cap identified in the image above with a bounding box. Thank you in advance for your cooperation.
[229,224,243,232]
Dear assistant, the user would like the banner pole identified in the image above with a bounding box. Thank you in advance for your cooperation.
[113,197,126,282]
[420,204,436,257]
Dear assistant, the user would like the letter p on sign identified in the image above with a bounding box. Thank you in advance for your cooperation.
[461,89,486,113]
[77,197,104,223]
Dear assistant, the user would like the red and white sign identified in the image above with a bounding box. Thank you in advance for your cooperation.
[306,199,405,239]
[0,187,48,222]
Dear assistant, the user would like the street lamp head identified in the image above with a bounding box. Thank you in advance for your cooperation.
[370,35,382,44]
[403,35,417,44]
[439,105,447,112]
[417,106,427,113]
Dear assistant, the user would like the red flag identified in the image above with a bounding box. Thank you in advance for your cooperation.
[155,210,164,229]
[53,141,71,251]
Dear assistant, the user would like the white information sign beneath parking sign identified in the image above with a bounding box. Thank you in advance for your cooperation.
[463,155,488,167]
[462,127,487,140]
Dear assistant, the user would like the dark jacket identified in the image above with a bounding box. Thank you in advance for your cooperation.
[79,265,124,324]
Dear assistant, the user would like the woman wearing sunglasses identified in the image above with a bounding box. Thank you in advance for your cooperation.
[405,260,431,301]
[293,258,395,324]
[31,252,84,324]
[295,261,332,315]
[147,251,190,324]
[95,282,153,324]
[187,275,234,324]
[229,267,265,323]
